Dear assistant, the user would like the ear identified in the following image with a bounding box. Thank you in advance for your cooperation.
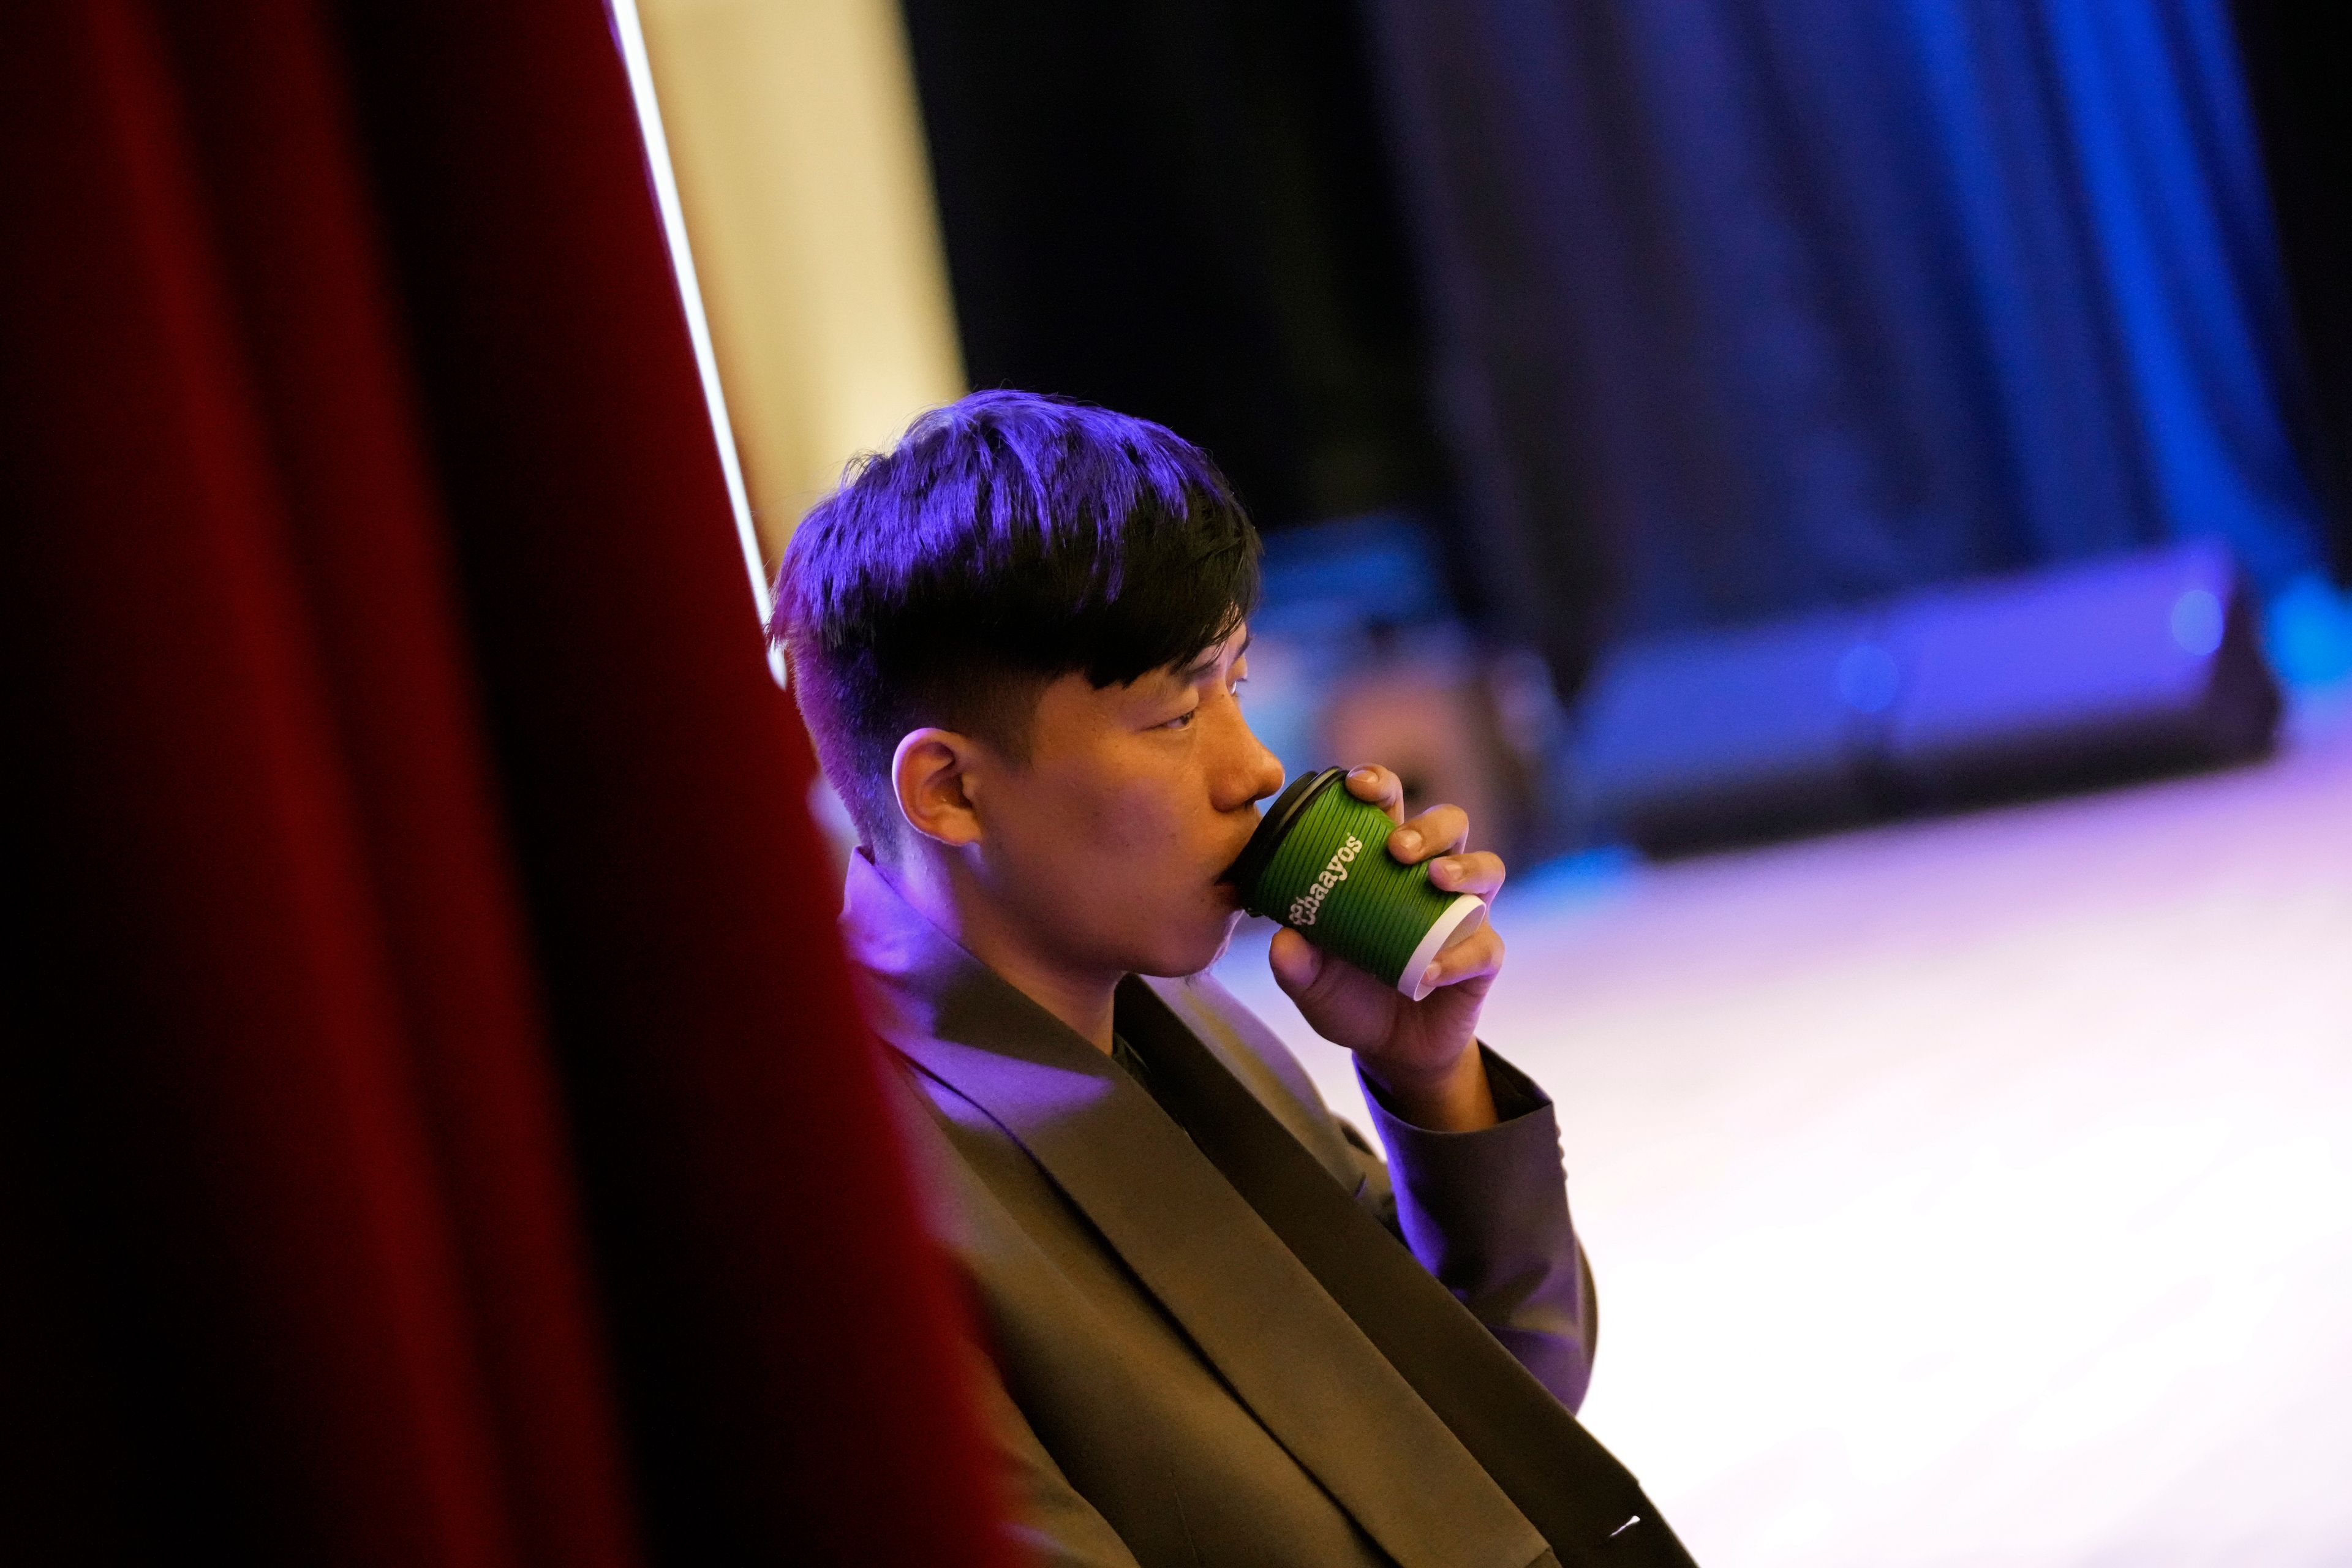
[891,727,985,849]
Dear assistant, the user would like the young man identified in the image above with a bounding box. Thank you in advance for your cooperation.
[773,392,1689,1567]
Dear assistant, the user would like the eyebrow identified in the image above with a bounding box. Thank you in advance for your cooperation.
[1177,630,1252,681]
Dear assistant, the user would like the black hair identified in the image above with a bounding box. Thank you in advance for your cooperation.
[771,390,1261,846]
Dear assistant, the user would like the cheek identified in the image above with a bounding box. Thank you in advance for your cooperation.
[1035,753,1185,846]
[1061,788,1192,886]
[992,761,1234,971]
[1012,774,1212,918]
[1113,769,1228,870]
[989,766,1153,883]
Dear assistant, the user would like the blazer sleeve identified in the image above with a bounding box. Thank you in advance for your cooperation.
[1346,1046,1599,1412]
[1153,975,1599,1414]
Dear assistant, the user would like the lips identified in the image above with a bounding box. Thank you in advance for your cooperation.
[1213,832,1257,889]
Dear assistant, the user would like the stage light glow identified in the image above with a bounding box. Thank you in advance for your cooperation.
[1834,643,1901,715]
[2170,588,2225,657]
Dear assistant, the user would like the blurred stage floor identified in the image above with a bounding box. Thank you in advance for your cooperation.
[1212,693,2352,1567]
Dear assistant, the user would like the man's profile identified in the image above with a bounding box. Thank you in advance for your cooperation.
[771,391,1690,1567]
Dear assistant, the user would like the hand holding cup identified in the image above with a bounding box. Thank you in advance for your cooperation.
[1230,764,1508,1128]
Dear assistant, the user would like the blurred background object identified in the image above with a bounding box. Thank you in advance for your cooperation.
[2232,0,2352,583]
[649,0,2352,849]
[1243,514,1566,861]
[1570,543,2282,851]
[1371,0,2333,650]
[899,0,1450,549]
[876,0,2352,848]
[632,0,965,567]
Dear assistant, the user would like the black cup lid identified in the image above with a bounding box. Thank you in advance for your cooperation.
[1224,766,1344,911]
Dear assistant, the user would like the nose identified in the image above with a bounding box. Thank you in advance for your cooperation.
[1217,710,1288,812]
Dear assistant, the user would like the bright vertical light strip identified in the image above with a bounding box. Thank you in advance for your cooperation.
[608,0,781,674]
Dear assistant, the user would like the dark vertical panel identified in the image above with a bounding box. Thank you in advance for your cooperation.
[897,0,1447,536]
[2233,0,2352,577]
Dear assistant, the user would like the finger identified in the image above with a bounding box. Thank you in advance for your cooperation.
[1344,764,1405,824]
[1420,925,1505,991]
[1428,851,1506,898]
[1267,926,1328,997]
[1390,802,1468,862]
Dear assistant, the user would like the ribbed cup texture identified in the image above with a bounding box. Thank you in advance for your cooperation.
[1249,786,1456,987]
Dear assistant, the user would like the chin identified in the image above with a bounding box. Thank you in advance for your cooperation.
[1137,907,1244,979]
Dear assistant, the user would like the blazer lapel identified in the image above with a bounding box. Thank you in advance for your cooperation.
[1114,981,1695,1568]
[1142,970,1373,1194]
[840,856,1550,1568]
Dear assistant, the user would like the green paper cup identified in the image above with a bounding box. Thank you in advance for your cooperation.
[1227,767,1487,1001]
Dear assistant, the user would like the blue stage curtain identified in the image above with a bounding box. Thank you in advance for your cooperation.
[1366,0,2326,685]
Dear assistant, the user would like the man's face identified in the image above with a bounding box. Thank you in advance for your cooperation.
[971,625,1286,980]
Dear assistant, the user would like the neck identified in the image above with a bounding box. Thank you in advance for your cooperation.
[881,848,1120,1054]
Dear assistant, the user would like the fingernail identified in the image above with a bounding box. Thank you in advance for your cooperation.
[1430,856,1454,884]
[1393,829,1422,856]
[1416,962,1441,998]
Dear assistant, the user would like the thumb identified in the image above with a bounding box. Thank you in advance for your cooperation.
[1267,927,1327,998]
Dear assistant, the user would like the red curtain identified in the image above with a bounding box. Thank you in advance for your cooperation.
[0,3,1009,1564]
